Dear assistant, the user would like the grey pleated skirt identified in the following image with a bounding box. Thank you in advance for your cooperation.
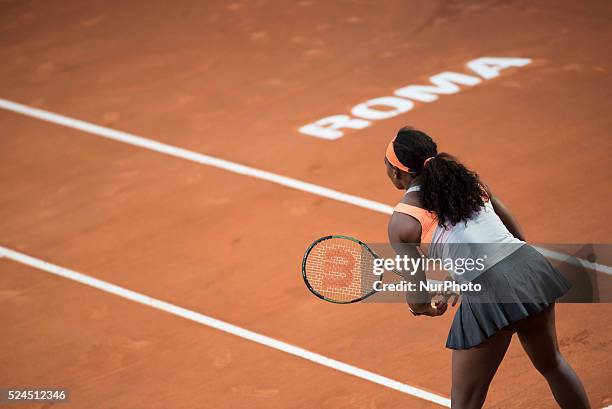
[446,244,571,350]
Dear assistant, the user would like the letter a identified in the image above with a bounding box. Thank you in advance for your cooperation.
[467,57,532,80]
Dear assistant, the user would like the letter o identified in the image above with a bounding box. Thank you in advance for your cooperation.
[351,96,414,120]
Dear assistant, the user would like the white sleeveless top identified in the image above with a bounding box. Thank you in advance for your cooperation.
[395,185,524,281]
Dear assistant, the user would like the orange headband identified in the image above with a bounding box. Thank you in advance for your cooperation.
[385,139,411,172]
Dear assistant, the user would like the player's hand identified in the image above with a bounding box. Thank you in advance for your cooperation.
[409,300,448,317]
[429,278,460,307]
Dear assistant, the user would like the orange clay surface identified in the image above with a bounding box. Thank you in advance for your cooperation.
[1,1,611,408]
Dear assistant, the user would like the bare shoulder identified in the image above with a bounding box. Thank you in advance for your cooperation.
[389,190,424,243]
[388,211,422,243]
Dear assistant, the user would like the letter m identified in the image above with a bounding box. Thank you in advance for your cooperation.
[394,72,481,103]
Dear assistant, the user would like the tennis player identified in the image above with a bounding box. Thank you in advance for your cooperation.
[385,127,590,408]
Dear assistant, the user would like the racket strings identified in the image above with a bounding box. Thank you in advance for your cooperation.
[304,238,379,302]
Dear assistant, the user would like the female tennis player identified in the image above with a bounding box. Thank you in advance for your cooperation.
[385,127,590,409]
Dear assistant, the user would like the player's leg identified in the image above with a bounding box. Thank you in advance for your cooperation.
[515,304,590,409]
[451,328,513,409]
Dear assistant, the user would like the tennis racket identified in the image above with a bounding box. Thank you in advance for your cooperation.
[301,235,460,305]
[301,235,381,303]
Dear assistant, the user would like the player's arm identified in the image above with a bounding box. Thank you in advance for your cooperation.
[388,213,447,317]
[484,186,526,241]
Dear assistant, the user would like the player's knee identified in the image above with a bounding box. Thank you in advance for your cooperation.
[451,383,488,409]
[533,353,564,377]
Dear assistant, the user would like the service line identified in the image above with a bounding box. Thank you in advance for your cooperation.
[0,99,392,215]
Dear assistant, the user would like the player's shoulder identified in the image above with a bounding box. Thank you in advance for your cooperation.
[388,207,422,243]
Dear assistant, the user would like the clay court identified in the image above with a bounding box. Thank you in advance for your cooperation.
[1,1,611,408]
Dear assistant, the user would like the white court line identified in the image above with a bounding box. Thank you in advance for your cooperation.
[534,247,612,277]
[1,98,610,276]
[0,99,392,215]
[0,245,451,407]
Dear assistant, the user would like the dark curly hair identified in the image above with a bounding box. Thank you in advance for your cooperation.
[393,127,487,227]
